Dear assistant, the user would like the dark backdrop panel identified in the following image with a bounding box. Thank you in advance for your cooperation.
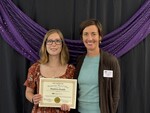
[0,35,32,113]
[118,35,150,113]
[13,0,76,39]
[12,0,146,38]
[0,0,149,113]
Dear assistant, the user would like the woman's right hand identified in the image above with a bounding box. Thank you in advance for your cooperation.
[32,94,42,105]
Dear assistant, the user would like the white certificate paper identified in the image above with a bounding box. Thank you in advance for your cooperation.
[39,78,77,109]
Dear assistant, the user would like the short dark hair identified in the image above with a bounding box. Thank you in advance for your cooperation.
[80,19,103,38]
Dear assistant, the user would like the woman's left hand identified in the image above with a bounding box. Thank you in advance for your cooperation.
[61,104,70,111]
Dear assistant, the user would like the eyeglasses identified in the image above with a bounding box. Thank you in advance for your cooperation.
[46,39,62,45]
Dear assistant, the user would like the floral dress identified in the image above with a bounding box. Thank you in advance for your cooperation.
[24,62,75,113]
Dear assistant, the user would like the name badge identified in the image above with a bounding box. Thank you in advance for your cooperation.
[103,70,113,78]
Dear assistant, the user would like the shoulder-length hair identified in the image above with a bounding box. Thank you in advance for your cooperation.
[39,29,69,65]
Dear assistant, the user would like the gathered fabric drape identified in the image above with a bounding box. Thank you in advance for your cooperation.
[0,0,150,63]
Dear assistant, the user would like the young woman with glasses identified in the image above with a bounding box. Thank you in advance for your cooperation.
[24,29,75,113]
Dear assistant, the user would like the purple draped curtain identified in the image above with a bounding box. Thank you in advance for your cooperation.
[0,0,150,63]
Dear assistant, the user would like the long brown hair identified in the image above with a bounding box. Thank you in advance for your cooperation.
[39,29,69,65]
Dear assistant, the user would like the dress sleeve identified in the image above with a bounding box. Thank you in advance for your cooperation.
[66,64,75,79]
[24,63,39,89]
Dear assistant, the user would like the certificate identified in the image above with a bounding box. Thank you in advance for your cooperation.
[39,78,77,109]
